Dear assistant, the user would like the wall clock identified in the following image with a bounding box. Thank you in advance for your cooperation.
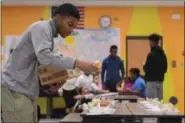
[99,16,112,28]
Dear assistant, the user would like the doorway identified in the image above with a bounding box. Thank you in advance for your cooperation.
[126,36,163,76]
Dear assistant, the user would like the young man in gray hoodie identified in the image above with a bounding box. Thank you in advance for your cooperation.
[1,3,98,122]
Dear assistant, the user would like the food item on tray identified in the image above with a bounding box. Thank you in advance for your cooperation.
[100,100,111,107]
[92,98,101,106]
[80,98,116,112]
[137,98,145,102]
[82,103,88,111]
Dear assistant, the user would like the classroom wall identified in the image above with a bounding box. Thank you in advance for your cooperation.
[84,6,184,114]
[2,6,184,114]
[84,7,184,113]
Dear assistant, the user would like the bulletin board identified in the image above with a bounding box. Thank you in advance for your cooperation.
[3,28,120,67]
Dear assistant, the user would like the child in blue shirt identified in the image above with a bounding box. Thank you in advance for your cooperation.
[118,68,146,98]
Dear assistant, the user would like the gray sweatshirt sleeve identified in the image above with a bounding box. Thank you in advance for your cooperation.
[30,24,76,69]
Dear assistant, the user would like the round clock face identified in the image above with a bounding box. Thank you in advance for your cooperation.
[99,16,111,28]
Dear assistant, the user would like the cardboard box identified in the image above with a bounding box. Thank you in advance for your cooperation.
[38,66,82,85]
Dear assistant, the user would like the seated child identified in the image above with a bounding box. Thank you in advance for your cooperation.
[117,77,133,92]
[117,68,146,99]
[59,78,78,111]
[92,75,109,94]
[75,73,109,94]
[123,77,133,89]
[74,87,93,112]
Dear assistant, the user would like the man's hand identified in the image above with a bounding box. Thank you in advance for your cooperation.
[75,59,99,74]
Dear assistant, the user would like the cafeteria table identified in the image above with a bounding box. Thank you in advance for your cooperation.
[60,102,184,123]
[92,93,139,102]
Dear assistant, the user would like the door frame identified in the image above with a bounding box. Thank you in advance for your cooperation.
[126,36,163,75]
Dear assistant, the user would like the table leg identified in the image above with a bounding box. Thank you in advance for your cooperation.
[46,97,52,119]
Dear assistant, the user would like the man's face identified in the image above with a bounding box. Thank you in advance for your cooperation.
[129,72,136,82]
[110,48,117,56]
[57,15,78,38]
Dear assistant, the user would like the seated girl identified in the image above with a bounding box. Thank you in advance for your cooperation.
[117,68,146,99]
[117,77,133,92]
[92,75,109,94]
[75,73,109,94]
[74,87,93,112]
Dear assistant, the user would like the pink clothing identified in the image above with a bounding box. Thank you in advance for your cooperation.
[123,82,133,89]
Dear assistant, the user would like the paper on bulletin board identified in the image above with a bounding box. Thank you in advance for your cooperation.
[53,28,120,63]
[75,28,120,62]
[54,35,77,57]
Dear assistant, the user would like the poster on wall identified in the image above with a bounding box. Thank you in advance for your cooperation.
[54,28,120,62]
[75,28,120,62]
[54,35,77,57]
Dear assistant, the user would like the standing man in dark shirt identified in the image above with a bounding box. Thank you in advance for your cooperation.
[101,45,125,92]
[143,33,167,100]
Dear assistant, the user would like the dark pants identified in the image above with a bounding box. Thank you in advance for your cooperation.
[63,89,78,108]
[37,105,41,121]
[105,82,118,92]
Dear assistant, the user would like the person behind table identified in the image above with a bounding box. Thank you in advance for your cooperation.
[118,68,146,98]
[58,78,92,113]
[74,87,91,102]
[58,78,78,113]
[1,3,99,123]
[101,45,125,92]
[92,74,109,94]
[58,74,107,113]
[143,33,167,100]
[76,73,109,94]
[123,77,133,89]
[117,77,133,92]
[73,87,93,112]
